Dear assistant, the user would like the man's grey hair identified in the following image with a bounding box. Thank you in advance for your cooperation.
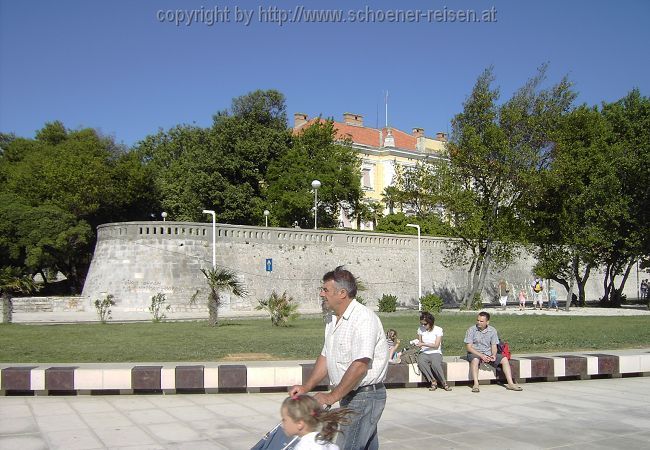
[322,266,357,299]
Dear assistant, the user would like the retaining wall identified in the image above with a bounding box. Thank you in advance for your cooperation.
[80,222,640,314]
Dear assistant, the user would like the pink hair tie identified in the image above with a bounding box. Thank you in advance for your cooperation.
[291,395,300,400]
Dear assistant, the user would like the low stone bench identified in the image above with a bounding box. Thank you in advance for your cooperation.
[2,351,649,396]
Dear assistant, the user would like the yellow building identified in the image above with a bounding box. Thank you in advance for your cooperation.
[293,112,448,228]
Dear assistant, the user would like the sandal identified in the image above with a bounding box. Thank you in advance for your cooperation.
[429,383,438,391]
[506,385,523,391]
[471,386,480,393]
[442,384,452,391]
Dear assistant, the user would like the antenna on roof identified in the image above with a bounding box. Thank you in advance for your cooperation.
[376,95,379,129]
[385,90,389,128]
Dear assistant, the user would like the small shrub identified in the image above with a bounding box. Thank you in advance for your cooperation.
[378,294,398,313]
[355,295,366,306]
[94,294,115,324]
[256,291,299,326]
[420,293,443,314]
[149,293,171,323]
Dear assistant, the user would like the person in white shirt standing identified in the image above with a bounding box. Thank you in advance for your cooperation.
[414,311,452,391]
[289,266,389,450]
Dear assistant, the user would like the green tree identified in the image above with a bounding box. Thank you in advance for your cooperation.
[393,162,443,217]
[200,267,247,327]
[0,123,155,291]
[381,186,401,215]
[137,90,291,224]
[529,106,618,308]
[440,66,575,308]
[599,89,650,304]
[266,120,362,228]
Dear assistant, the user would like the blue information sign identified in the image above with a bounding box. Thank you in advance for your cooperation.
[265,258,273,272]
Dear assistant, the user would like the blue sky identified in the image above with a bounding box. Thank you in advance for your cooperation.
[1,0,649,147]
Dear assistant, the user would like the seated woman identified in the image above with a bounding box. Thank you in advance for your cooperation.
[386,329,401,364]
[414,312,452,391]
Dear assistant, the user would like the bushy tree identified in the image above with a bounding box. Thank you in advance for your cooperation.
[0,123,154,292]
[137,90,292,224]
[600,90,650,304]
[266,120,362,228]
[529,106,617,307]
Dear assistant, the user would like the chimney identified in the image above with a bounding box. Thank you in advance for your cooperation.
[413,128,425,151]
[435,131,448,142]
[294,113,308,130]
[343,112,363,127]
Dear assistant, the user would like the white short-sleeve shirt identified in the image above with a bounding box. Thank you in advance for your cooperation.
[321,300,389,388]
[417,325,443,355]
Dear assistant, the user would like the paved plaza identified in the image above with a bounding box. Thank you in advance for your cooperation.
[1,376,649,449]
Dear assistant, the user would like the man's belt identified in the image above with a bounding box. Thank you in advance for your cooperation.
[347,382,385,396]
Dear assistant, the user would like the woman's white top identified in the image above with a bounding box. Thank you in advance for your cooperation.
[417,325,443,355]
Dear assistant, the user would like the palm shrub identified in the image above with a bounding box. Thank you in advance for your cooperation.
[378,294,398,312]
[1,267,39,324]
[200,267,247,327]
[256,290,299,326]
[420,293,444,313]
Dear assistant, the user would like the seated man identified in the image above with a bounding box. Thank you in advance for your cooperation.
[464,311,523,393]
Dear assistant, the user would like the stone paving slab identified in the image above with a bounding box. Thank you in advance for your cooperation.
[1,376,650,449]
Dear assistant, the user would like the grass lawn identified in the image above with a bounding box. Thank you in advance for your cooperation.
[1,313,649,363]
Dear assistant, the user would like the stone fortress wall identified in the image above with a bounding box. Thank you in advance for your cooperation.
[81,222,639,313]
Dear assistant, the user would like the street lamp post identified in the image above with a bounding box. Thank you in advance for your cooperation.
[202,209,216,269]
[161,211,167,222]
[264,209,270,227]
[311,180,321,230]
[406,223,422,310]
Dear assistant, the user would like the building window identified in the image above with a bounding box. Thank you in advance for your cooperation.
[362,167,373,190]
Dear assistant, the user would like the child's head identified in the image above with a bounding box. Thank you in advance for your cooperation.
[386,329,398,340]
[281,394,354,442]
[281,394,320,437]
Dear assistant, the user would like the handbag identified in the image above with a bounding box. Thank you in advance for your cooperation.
[400,346,421,375]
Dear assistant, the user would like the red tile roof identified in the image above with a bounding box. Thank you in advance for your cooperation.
[294,118,417,151]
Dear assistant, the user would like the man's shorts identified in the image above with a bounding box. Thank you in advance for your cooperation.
[466,352,505,368]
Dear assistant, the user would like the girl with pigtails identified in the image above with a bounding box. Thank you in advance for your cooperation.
[281,394,355,449]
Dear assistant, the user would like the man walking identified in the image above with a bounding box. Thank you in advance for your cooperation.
[289,267,389,449]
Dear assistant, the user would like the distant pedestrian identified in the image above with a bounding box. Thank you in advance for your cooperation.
[548,287,559,311]
[641,279,648,302]
[531,277,544,310]
[518,289,527,310]
[498,279,509,310]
